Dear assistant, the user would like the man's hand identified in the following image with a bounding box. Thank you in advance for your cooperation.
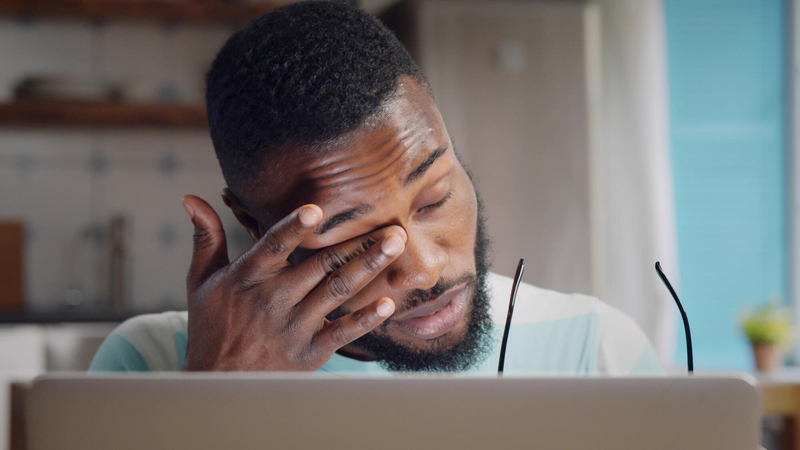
[181,195,406,371]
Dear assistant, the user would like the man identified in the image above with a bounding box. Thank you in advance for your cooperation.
[90,0,661,374]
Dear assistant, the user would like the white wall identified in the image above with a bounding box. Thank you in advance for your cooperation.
[420,1,594,292]
[417,0,677,360]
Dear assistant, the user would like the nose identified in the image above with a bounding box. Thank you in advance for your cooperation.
[386,230,448,291]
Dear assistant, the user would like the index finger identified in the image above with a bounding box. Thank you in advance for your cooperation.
[239,204,323,275]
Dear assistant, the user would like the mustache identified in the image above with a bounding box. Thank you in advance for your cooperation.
[395,273,477,315]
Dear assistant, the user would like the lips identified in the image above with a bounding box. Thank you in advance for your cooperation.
[391,284,470,340]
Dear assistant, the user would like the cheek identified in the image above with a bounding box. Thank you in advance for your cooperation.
[438,200,473,246]
[439,172,479,261]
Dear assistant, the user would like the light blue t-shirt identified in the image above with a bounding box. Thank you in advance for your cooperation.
[89,272,662,375]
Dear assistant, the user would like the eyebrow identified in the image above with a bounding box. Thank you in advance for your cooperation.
[404,146,447,186]
[317,204,374,234]
[316,146,448,235]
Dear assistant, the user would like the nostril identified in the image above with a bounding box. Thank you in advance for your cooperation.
[385,234,448,290]
[387,265,440,291]
[411,271,437,289]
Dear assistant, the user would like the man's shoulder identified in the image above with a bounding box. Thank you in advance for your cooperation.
[89,311,188,372]
[486,272,604,325]
[486,272,662,375]
[114,310,189,337]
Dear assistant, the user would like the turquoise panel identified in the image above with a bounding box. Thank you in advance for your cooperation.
[665,0,787,370]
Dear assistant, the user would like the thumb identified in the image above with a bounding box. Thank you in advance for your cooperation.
[183,195,230,292]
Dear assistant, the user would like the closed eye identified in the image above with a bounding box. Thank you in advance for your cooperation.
[419,189,453,212]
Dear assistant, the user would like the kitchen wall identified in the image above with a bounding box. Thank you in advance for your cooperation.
[0,18,251,312]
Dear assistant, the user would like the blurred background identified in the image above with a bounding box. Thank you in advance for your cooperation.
[0,0,789,378]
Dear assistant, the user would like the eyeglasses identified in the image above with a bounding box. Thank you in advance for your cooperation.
[656,261,693,373]
[498,258,524,376]
[497,259,693,375]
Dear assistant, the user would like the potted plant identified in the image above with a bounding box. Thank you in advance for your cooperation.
[740,301,794,373]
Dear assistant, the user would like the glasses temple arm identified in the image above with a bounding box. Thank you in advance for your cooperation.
[655,261,693,373]
[498,259,525,376]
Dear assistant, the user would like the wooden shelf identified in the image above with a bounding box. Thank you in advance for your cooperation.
[0,0,275,25]
[0,99,208,128]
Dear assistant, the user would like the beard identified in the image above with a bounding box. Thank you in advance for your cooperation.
[328,191,494,372]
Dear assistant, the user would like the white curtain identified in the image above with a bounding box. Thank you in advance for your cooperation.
[589,0,679,366]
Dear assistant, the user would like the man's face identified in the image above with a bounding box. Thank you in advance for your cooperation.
[244,77,492,371]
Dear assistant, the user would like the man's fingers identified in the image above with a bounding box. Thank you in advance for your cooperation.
[313,298,395,353]
[184,195,230,292]
[291,225,407,290]
[240,204,323,276]
[296,230,406,319]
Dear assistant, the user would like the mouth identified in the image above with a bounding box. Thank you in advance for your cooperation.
[390,283,471,340]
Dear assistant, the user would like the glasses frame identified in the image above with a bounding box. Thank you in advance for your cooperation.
[498,258,525,376]
[496,259,692,375]
[656,261,693,373]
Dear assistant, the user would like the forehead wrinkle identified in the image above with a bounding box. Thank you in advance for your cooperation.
[304,122,431,193]
[306,112,422,173]
[316,139,447,197]
[305,145,409,195]
[321,167,397,191]
[399,122,429,152]
[307,139,407,183]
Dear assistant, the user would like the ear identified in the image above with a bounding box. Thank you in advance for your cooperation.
[221,188,268,242]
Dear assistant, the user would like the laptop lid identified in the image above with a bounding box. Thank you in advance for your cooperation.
[26,373,760,450]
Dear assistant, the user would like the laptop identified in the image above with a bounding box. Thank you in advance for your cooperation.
[25,373,760,450]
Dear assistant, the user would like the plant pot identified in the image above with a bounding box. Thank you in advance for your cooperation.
[752,342,783,373]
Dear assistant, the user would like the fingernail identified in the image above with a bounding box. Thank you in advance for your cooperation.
[396,227,408,243]
[182,197,194,218]
[381,235,403,256]
[377,299,395,317]
[299,207,320,227]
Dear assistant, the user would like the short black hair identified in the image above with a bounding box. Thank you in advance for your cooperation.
[206,0,427,200]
